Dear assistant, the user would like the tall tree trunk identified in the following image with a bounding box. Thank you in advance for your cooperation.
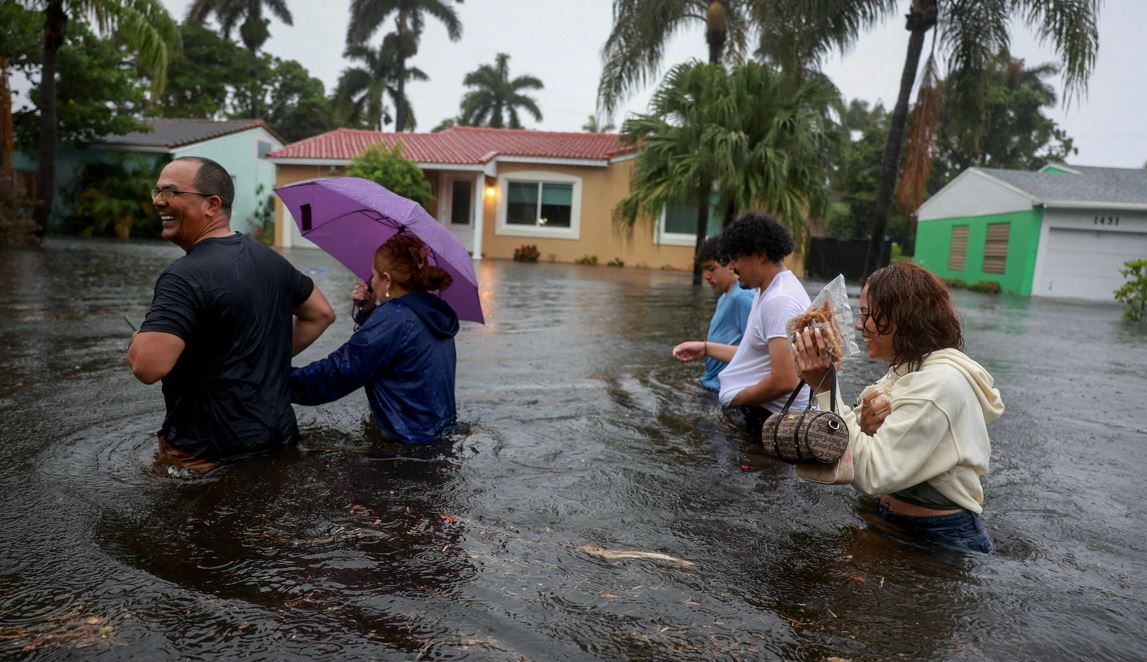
[249,45,260,119]
[394,11,409,131]
[692,179,712,286]
[705,1,728,65]
[1,57,13,184]
[862,4,936,279]
[32,0,67,240]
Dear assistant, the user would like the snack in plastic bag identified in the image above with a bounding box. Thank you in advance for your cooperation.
[785,274,860,360]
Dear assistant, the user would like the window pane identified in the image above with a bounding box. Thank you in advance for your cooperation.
[507,182,538,225]
[451,180,472,225]
[665,193,721,236]
[539,183,572,228]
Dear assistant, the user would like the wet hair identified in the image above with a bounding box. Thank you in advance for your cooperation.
[865,261,964,371]
[174,156,234,211]
[374,233,453,293]
[696,235,723,264]
[718,212,794,263]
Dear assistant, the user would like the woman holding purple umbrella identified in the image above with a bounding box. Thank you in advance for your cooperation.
[290,233,459,442]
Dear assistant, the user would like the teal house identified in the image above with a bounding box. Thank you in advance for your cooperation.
[914,164,1147,301]
[14,119,283,233]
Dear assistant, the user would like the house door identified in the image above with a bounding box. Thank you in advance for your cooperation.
[1036,227,1147,300]
[446,177,475,254]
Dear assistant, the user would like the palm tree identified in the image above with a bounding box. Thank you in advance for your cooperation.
[582,115,616,133]
[458,53,543,129]
[598,0,750,116]
[860,0,1100,277]
[346,0,462,132]
[616,61,843,284]
[185,0,293,120]
[24,0,179,238]
[334,35,426,131]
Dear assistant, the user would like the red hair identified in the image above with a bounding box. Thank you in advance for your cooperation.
[373,233,453,292]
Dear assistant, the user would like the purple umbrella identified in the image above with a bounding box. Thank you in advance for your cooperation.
[276,177,484,324]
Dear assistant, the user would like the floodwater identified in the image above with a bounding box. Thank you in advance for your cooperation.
[1,238,1145,660]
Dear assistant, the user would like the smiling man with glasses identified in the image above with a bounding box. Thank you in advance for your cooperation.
[126,156,336,472]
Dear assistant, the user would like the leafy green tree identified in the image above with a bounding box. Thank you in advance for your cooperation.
[22,0,179,237]
[347,0,463,132]
[1114,259,1147,322]
[346,142,433,207]
[15,16,152,151]
[458,53,543,129]
[926,54,1077,189]
[185,0,293,120]
[229,54,335,143]
[334,35,426,131]
[154,23,246,119]
[616,61,843,284]
[69,155,160,238]
[0,2,41,180]
[860,0,1100,277]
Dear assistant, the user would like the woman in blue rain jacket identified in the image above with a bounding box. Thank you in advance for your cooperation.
[290,233,458,442]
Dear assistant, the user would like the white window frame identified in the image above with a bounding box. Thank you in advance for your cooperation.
[657,206,700,246]
[495,170,582,240]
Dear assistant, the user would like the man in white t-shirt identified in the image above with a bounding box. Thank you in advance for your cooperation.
[673,213,810,435]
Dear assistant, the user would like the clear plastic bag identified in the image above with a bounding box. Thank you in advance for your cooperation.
[785,274,860,360]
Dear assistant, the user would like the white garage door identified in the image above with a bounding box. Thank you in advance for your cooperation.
[1038,228,1147,300]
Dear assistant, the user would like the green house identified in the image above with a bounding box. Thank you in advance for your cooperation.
[914,164,1147,300]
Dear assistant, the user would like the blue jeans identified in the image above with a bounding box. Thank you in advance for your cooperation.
[876,501,994,554]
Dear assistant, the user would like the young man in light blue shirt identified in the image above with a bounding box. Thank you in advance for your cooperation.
[677,235,755,392]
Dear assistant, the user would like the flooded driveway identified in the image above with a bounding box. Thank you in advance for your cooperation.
[1,238,1145,659]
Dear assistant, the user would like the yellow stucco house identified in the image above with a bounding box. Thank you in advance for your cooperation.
[267,126,702,270]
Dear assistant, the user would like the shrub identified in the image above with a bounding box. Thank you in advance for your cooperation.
[943,278,968,289]
[968,280,1002,294]
[513,244,540,262]
[574,254,598,266]
[69,157,160,238]
[346,142,433,207]
[1114,259,1147,321]
[606,257,625,267]
[248,184,276,245]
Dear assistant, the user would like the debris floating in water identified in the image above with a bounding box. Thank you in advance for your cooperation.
[576,545,695,569]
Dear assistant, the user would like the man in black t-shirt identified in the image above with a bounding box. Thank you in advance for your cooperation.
[126,156,335,469]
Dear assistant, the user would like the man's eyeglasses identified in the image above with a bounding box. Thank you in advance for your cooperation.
[152,187,217,202]
[858,307,872,325]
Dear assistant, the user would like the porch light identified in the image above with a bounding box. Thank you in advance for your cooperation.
[484,185,497,199]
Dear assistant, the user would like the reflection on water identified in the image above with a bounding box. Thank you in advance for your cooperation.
[1,238,1145,658]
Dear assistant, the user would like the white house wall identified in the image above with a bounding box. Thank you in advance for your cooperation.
[1031,207,1147,300]
[917,170,1034,221]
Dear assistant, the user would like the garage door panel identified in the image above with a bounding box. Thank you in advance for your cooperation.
[1038,228,1147,300]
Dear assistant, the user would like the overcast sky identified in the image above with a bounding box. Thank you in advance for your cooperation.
[121,1,1147,167]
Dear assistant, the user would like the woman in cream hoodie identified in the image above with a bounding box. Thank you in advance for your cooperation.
[793,262,1004,553]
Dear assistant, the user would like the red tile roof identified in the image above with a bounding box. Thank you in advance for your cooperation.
[267,126,633,164]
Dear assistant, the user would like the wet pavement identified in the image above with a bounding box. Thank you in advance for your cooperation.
[1,237,1145,659]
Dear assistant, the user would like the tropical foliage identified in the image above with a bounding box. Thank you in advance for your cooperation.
[346,0,463,131]
[185,0,294,120]
[69,156,160,239]
[458,53,543,129]
[334,35,426,131]
[20,0,180,237]
[860,0,1100,276]
[582,115,616,133]
[231,55,335,143]
[153,24,246,119]
[1114,259,1147,322]
[346,142,433,207]
[616,61,844,283]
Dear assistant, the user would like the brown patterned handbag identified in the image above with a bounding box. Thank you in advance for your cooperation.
[761,365,849,464]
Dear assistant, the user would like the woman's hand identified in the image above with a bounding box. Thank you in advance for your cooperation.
[792,327,835,393]
[859,390,890,435]
[351,279,376,312]
[672,341,706,362]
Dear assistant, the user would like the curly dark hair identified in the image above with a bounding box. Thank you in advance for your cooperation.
[696,235,723,264]
[866,262,964,371]
[718,212,794,263]
[374,233,453,292]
